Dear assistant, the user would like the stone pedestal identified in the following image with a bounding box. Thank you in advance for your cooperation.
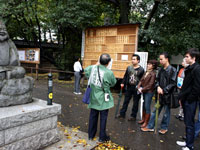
[0,98,61,150]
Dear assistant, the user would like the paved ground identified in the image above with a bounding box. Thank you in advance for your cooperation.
[33,77,200,150]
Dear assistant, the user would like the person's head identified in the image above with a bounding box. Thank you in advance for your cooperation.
[159,52,170,66]
[0,20,9,42]
[100,53,111,66]
[147,59,158,70]
[75,56,80,62]
[185,48,200,65]
[132,54,140,66]
[181,58,189,68]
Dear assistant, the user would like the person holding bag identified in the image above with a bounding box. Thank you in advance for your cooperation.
[84,53,116,142]
[137,60,157,128]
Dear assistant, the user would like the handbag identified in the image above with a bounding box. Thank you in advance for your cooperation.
[170,88,180,109]
[82,85,91,104]
[82,66,94,104]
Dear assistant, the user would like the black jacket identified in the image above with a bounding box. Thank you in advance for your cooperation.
[178,62,200,102]
[122,65,144,88]
[156,65,177,105]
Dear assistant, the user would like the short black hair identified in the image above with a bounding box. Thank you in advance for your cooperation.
[100,53,111,65]
[160,52,170,61]
[185,48,200,62]
[132,54,140,62]
[74,56,80,61]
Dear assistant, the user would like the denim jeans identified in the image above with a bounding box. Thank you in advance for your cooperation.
[183,100,197,149]
[120,85,141,118]
[74,72,81,93]
[147,104,170,130]
[195,102,200,138]
[143,93,154,114]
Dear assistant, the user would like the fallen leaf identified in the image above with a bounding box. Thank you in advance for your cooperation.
[58,145,63,149]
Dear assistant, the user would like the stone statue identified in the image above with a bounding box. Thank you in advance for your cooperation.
[0,20,34,107]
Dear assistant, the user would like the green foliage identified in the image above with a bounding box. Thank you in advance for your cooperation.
[135,0,200,58]
[1,0,200,68]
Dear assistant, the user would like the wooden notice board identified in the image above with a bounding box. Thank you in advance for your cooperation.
[18,48,40,64]
[18,48,40,80]
[82,24,140,78]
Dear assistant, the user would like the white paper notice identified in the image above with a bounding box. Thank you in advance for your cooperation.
[121,55,128,61]
[35,51,39,61]
[18,51,25,61]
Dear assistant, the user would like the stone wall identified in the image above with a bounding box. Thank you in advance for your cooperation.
[0,98,61,150]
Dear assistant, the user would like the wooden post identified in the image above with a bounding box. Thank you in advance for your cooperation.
[36,64,39,80]
[31,67,33,77]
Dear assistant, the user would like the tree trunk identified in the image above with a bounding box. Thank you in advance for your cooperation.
[119,0,130,24]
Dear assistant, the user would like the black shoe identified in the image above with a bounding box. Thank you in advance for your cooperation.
[179,117,184,121]
[116,114,125,119]
[128,117,136,121]
[182,135,186,140]
[88,136,94,140]
[175,115,182,119]
[98,136,110,142]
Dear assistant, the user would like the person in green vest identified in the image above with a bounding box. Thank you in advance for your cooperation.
[84,53,117,142]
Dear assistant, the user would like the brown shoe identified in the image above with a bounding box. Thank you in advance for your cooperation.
[159,129,168,134]
[140,114,150,128]
[128,117,136,121]
[141,127,154,132]
[138,111,146,124]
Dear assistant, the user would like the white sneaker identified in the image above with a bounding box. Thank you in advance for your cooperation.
[182,147,190,150]
[73,92,78,95]
[176,141,186,147]
[77,92,82,95]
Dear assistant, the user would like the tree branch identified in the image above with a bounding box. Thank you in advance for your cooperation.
[144,0,160,30]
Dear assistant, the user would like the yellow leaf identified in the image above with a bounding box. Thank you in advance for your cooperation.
[58,145,63,149]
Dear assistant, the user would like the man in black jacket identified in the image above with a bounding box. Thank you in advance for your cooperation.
[176,48,200,150]
[117,54,144,121]
[141,52,177,134]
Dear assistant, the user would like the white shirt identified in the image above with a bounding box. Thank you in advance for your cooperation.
[74,61,82,72]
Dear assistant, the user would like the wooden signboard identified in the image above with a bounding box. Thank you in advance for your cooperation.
[18,48,40,79]
[81,24,140,78]
[18,48,40,64]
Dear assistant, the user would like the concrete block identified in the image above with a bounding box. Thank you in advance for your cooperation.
[0,98,61,131]
[0,131,4,146]
[0,128,60,150]
[5,116,57,144]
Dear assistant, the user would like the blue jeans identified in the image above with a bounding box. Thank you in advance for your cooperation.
[143,93,154,114]
[195,102,200,138]
[147,104,170,130]
[74,72,81,93]
[183,100,197,149]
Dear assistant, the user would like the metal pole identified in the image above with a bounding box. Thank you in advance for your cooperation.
[47,73,53,105]
[115,85,123,118]
[154,94,160,134]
